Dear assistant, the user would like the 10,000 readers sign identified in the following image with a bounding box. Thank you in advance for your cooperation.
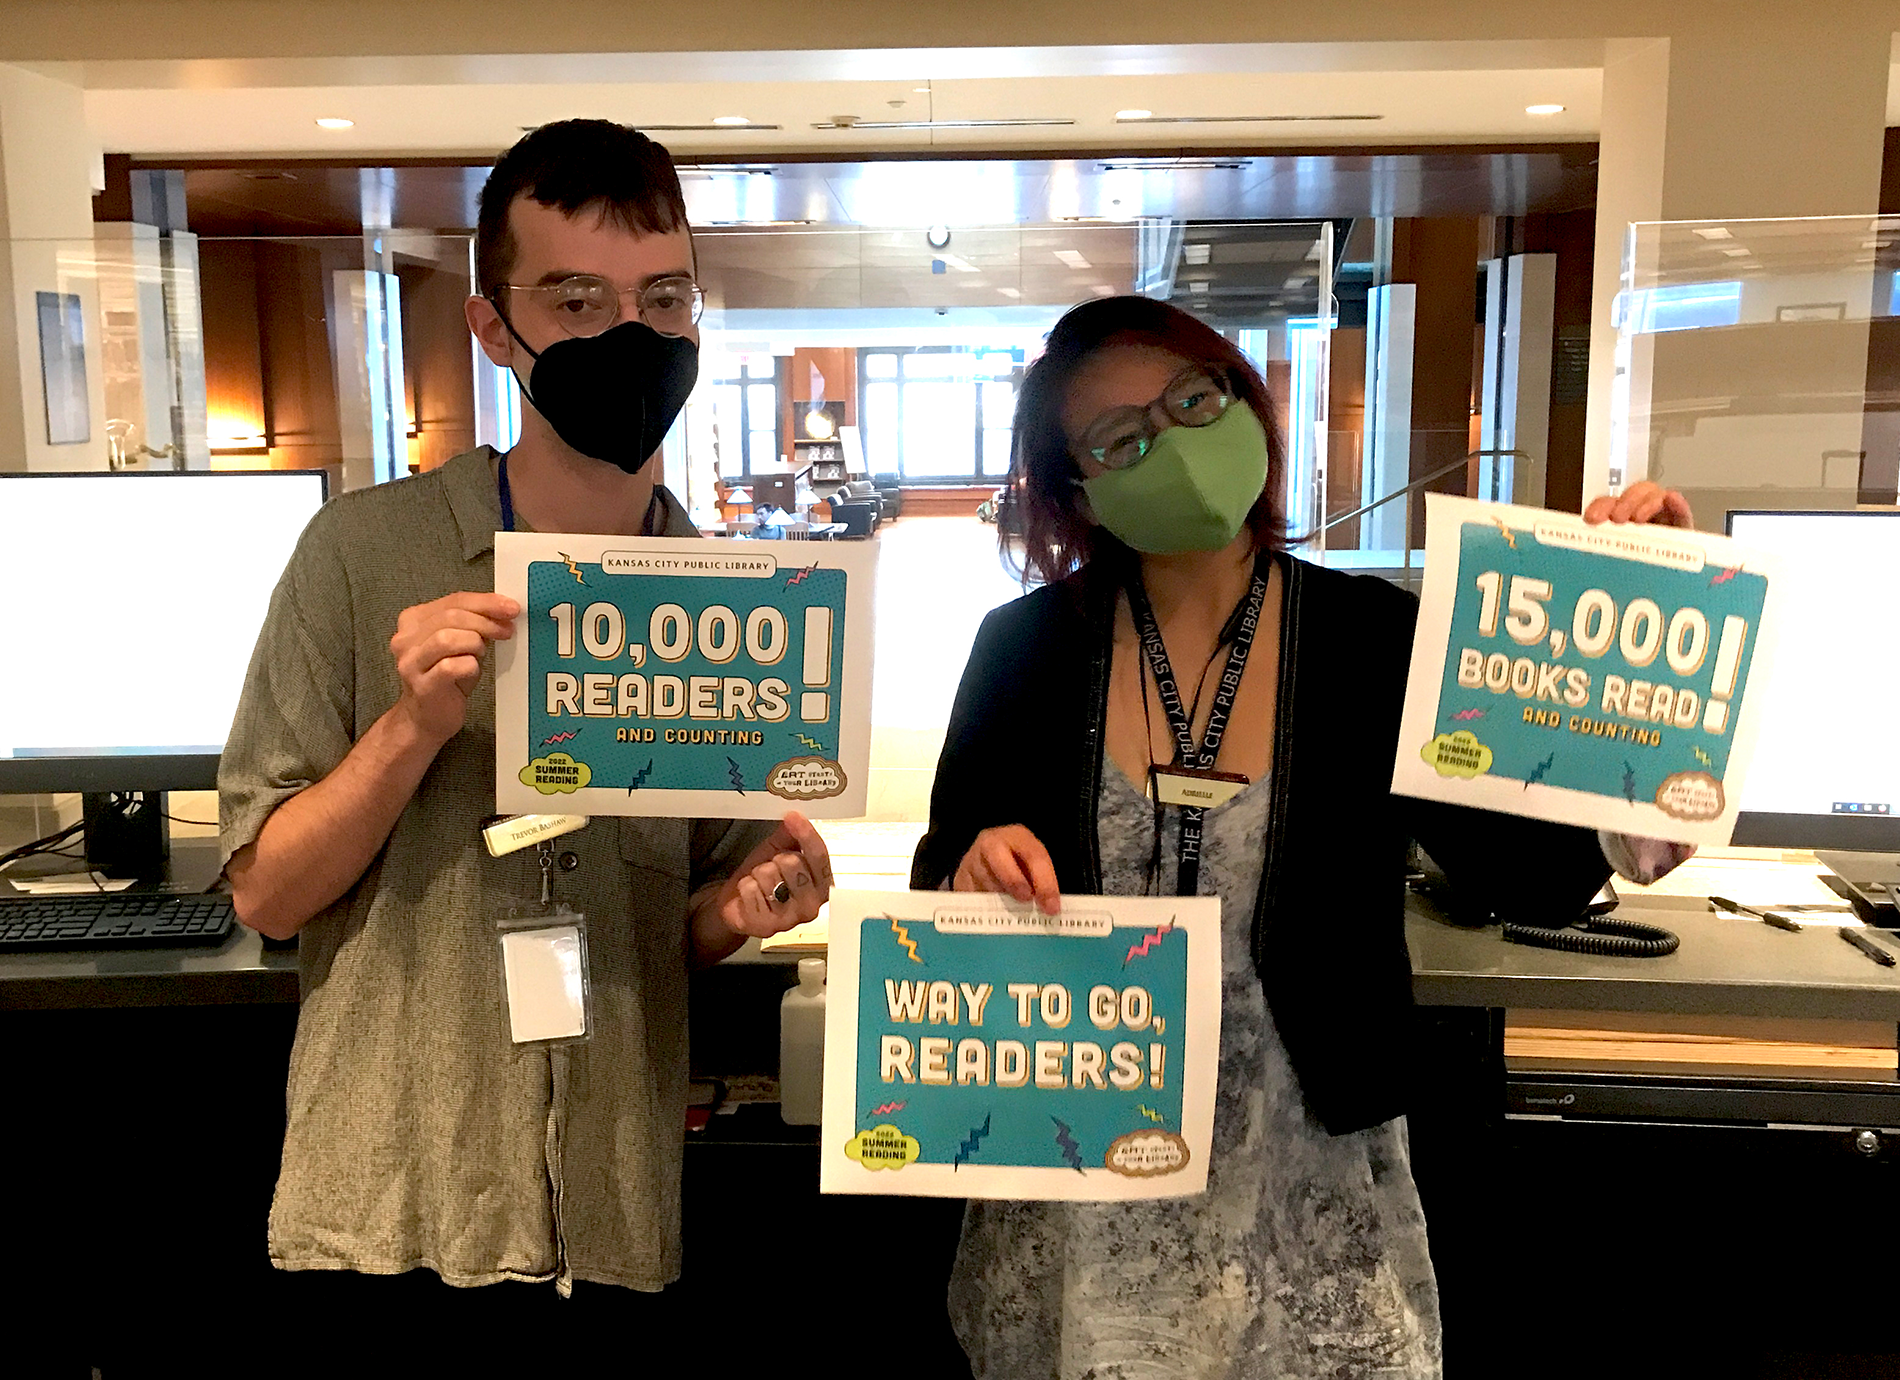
[495,533,876,819]
[821,890,1221,1201]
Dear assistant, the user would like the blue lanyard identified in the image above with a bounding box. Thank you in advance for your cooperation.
[497,454,515,533]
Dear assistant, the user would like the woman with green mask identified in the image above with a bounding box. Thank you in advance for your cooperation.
[911,295,1693,1378]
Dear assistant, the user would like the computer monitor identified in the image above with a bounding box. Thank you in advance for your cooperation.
[1724,510,1899,855]
[0,470,328,872]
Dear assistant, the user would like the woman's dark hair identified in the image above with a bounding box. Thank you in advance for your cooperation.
[476,120,688,297]
[1000,295,1290,586]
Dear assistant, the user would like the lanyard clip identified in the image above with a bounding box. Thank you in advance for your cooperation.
[537,840,555,908]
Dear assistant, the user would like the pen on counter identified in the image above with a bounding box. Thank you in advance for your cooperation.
[1838,926,1897,968]
[1709,896,1802,931]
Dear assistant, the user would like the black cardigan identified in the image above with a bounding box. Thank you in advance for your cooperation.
[912,550,1612,1136]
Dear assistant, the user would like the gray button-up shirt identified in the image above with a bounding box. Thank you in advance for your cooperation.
[220,447,773,1292]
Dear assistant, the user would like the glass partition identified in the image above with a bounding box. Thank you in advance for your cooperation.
[1613,214,1896,523]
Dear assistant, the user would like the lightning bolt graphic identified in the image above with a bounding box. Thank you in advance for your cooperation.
[1050,1117,1086,1172]
[1710,566,1739,586]
[1124,920,1175,967]
[627,759,654,794]
[1622,760,1639,804]
[793,732,827,752]
[784,563,820,588]
[725,757,746,794]
[869,1101,908,1117]
[1691,745,1713,769]
[887,915,923,965]
[538,730,579,747]
[557,552,587,586]
[1135,1105,1165,1124]
[1451,708,1487,721]
[953,1113,992,1170]
[1525,752,1556,790]
[1493,519,1518,550]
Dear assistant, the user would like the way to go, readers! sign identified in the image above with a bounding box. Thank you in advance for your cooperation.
[820,889,1220,1201]
[494,533,875,819]
[1392,494,1782,847]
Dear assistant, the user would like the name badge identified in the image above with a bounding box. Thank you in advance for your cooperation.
[482,813,588,857]
[1151,765,1251,809]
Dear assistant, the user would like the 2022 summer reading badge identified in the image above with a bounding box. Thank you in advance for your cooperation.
[1392,494,1782,847]
[494,533,875,819]
[819,890,1221,1201]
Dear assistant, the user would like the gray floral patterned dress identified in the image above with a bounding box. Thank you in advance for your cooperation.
[947,762,1441,1379]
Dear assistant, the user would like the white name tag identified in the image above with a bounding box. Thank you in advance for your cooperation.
[483,813,588,857]
[1151,766,1250,809]
[500,925,588,1043]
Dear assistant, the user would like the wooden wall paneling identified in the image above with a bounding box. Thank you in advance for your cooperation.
[196,239,268,453]
[1324,326,1368,550]
[1391,218,1482,548]
[253,240,341,471]
[396,258,476,473]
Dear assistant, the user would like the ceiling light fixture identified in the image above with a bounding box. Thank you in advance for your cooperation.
[926,225,951,249]
[811,117,1074,131]
[630,122,784,132]
[1116,109,1153,121]
[1183,244,1211,265]
[1525,104,1566,116]
[1054,249,1092,269]
[1690,226,1734,240]
[1098,159,1249,172]
[712,115,751,126]
[1113,113,1381,124]
[315,117,354,130]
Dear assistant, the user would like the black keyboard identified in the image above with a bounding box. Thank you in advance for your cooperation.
[0,893,235,950]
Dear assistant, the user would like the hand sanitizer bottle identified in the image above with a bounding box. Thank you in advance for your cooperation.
[779,958,827,1125]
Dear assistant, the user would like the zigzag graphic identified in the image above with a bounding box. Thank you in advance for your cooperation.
[538,730,579,747]
[1451,708,1486,721]
[1135,1104,1166,1124]
[785,563,820,588]
[1124,920,1175,968]
[627,759,655,794]
[887,915,923,965]
[1493,519,1518,550]
[1525,751,1556,790]
[1710,567,1739,586]
[793,732,827,752]
[870,1101,908,1117]
[557,552,587,586]
[1691,745,1713,769]
[1622,761,1639,804]
[1050,1117,1085,1172]
[726,757,746,794]
[953,1113,992,1170]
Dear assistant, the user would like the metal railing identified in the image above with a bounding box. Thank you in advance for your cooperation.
[1310,448,1533,591]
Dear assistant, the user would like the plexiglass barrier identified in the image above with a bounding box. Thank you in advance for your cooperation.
[1614,214,1898,525]
[0,222,1340,548]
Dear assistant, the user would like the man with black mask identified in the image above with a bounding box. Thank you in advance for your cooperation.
[218,121,831,1368]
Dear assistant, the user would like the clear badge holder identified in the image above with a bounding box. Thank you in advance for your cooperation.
[494,840,592,1046]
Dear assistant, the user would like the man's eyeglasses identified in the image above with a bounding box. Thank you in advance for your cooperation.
[495,274,705,340]
[1076,367,1236,471]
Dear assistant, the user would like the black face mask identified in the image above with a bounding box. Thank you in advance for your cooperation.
[501,315,699,476]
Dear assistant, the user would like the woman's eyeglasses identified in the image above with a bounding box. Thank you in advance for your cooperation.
[1077,367,1235,470]
[495,274,705,339]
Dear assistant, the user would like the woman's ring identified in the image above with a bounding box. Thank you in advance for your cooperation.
[771,880,793,905]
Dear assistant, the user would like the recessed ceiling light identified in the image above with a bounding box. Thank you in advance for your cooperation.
[1720,247,1750,257]
[913,86,930,93]
[712,115,750,127]
[1691,226,1734,240]
[1116,109,1154,121]
[1055,249,1092,269]
[1525,104,1565,117]
[315,117,354,130]
[1183,243,1211,265]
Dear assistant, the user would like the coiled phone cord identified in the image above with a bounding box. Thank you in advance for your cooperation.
[1501,914,1680,957]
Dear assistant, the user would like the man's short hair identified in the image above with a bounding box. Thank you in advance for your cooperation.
[476,119,688,297]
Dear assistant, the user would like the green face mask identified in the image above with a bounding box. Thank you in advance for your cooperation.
[1080,403,1269,554]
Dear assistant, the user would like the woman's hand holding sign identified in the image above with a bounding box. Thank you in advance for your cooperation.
[954,825,1063,916]
[1583,480,1695,531]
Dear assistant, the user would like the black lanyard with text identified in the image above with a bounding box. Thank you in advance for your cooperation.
[498,454,516,533]
[1126,554,1270,897]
